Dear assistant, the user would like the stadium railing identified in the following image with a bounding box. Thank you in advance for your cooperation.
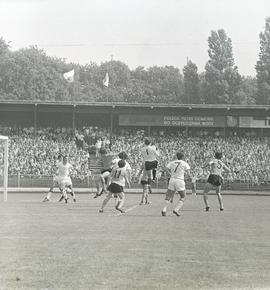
[3,174,270,191]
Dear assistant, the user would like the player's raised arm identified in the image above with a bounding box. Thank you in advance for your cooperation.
[127,167,132,183]
[125,171,131,188]
[164,163,172,177]
[201,161,211,169]
[108,167,115,184]
[222,163,231,173]
[100,173,107,191]
[68,163,74,175]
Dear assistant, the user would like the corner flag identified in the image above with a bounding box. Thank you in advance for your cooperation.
[103,72,109,87]
[63,69,74,83]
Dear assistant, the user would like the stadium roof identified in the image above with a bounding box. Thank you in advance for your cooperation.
[0,100,270,110]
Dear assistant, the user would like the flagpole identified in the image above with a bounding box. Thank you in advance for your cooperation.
[73,69,79,135]
[109,55,113,136]
[108,55,114,103]
[73,68,77,103]
[107,65,109,102]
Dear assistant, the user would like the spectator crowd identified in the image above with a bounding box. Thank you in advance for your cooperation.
[1,126,270,185]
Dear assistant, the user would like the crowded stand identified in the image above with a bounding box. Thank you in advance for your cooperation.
[1,125,270,186]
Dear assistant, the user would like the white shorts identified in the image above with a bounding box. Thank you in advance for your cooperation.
[168,178,185,192]
[58,177,72,188]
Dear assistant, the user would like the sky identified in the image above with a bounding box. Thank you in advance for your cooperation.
[0,0,269,76]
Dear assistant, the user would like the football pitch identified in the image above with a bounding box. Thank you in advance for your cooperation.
[0,193,270,290]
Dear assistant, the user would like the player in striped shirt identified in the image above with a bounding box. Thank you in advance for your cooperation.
[202,152,231,212]
[88,146,103,197]
[93,148,114,198]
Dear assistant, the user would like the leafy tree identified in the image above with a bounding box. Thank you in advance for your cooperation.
[0,46,73,101]
[129,67,154,102]
[256,17,270,104]
[234,76,257,104]
[102,60,130,88]
[204,29,241,104]
[0,37,10,57]
[126,66,182,103]
[138,66,184,103]
[183,60,200,103]
[97,60,131,102]
[124,78,151,103]
[0,38,11,99]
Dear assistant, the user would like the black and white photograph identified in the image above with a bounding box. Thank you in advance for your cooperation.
[0,0,270,289]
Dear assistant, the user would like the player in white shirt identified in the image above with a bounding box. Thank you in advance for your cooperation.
[99,159,131,213]
[112,151,131,169]
[202,152,231,211]
[57,156,76,203]
[43,154,63,202]
[162,152,191,217]
[111,151,132,181]
[141,139,159,182]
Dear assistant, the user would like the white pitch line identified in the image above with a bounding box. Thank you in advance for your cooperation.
[110,204,140,217]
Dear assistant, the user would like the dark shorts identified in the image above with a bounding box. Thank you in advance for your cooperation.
[145,160,158,171]
[107,183,124,194]
[101,168,112,174]
[207,174,223,186]
[141,180,149,185]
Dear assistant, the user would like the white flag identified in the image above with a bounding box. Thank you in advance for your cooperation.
[63,69,74,83]
[103,72,109,87]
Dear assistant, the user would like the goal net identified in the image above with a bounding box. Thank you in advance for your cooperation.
[0,136,8,201]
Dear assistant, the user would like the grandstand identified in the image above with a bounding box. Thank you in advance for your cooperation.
[1,100,270,135]
[1,100,270,190]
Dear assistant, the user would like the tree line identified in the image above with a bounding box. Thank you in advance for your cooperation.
[0,17,269,105]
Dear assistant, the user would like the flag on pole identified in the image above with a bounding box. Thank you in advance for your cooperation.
[103,72,109,87]
[63,69,75,83]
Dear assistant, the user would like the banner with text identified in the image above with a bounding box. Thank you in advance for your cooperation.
[119,115,226,127]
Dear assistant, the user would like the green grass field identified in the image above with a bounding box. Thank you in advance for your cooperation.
[0,193,270,290]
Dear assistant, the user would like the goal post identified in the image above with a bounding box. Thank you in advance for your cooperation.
[0,136,8,201]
